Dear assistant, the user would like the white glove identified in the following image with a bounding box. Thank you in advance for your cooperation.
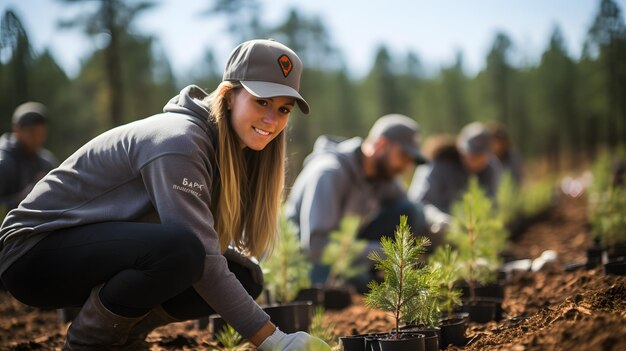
[223,247,264,286]
[258,328,330,351]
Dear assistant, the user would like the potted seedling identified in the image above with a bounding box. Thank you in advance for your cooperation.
[589,151,626,272]
[429,245,466,348]
[261,209,314,333]
[362,215,431,351]
[446,178,508,323]
[296,216,366,310]
[396,266,442,351]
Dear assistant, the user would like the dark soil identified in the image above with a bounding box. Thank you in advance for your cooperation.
[1,195,625,350]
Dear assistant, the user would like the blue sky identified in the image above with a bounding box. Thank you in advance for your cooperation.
[1,0,624,79]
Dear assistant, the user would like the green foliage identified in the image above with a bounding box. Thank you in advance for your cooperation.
[518,178,555,218]
[429,245,463,317]
[215,324,243,350]
[263,210,311,303]
[321,216,367,287]
[308,307,337,347]
[589,149,626,246]
[496,171,519,224]
[364,216,432,337]
[446,178,507,301]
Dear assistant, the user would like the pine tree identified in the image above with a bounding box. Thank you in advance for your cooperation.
[321,216,367,287]
[263,210,311,303]
[365,216,432,338]
[446,177,507,302]
[429,245,463,318]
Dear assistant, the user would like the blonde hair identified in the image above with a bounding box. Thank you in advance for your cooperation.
[204,81,285,259]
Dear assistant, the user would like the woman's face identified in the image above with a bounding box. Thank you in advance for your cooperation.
[229,89,294,151]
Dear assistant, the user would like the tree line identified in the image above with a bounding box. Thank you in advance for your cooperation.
[1,0,625,184]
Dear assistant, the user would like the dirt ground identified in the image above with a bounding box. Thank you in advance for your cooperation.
[1,195,625,350]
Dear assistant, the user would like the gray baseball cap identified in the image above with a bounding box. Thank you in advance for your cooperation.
[457,122,492,155]
[368,114,428,164]
[223,39,310,114]
[12,102,48,127]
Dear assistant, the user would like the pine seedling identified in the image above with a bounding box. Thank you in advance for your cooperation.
[309,307,337,347]
[429,245,463,318]
[263,209,311,303]
[400,265,441,328]
[589,150,626,247]
[205,324,251,351]
[364,215,432,338]
[496,171,519,224]
[446,177,508,302]
[321,216,367,288]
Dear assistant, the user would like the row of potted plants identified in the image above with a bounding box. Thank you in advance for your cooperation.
[586,150,626,276]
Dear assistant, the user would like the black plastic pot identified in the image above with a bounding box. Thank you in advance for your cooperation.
[398,326,440,351]
[604,261,626,276]
[294,287,353,310]
[264,302,314,334]
[458,283,505,300]
[340,334,366,351]
[439,317,466,349]
[294,287,325,306]
[607,244,626,260]
[365,333,387,351]
[324,287,353,310]
[378,333,425,351]
[586,246,604,269]
[462,300,497,323]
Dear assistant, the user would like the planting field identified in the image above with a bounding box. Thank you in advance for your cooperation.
[1,195,625,350]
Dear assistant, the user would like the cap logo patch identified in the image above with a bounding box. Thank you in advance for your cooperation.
[277,54,293,77]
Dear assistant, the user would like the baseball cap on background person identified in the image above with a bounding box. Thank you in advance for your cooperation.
[368,114,428,164]
[12,102,48,128]
[222,39,310,114]
[457,122,492,155]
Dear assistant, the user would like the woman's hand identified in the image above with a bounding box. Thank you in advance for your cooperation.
[258,327,331,351]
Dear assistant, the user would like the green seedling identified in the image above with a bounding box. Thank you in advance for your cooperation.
[308,307,337,347]
[447,177,508,302]
[429,245,463,318]
[365,216,432,338]
[263,208,311,303]
[321,216,367,288]
[496,171,519,224]
[205,324,249,351]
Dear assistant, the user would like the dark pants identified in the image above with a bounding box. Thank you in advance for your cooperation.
[310,199,429,286]
[0,222,262,320]
[356,199,428,242]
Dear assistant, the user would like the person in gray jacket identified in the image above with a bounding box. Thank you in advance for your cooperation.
[0,102,58,211]
[286,114,429,285]
[409,122,502,227]
[0,39,328,351]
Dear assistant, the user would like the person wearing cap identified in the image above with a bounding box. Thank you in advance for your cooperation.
[0,102,58,211]
[286,114,430,286]
[408,121,502,227]
[487,121,523,185]
[0,40,329,351]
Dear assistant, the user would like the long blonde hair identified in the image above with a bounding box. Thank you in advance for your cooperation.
[204,81,285,259]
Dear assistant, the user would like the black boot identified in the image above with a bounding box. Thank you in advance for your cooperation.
[62,285,146,351]
[120,305,180,351]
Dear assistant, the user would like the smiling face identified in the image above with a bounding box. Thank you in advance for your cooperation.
[228,89,294,151]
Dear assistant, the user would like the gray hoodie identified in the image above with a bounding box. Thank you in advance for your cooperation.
[0,85,269,338]
[286,136,407,261]
[0,133,58,210]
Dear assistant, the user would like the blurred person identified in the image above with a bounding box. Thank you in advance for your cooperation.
[0,102,58,211]
[409,122,502,227]
[0,40,329,351]
[286,114,430,285]
[488,121,523,184]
